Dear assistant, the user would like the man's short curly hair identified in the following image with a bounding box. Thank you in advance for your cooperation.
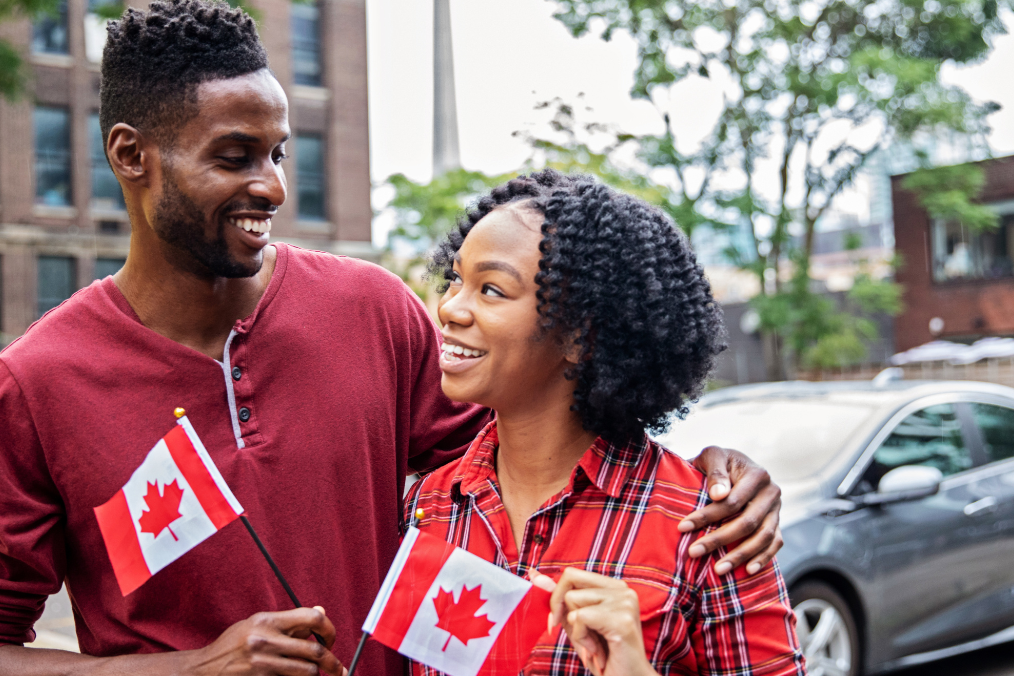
[100,0,268,147]
[430,169,727,443]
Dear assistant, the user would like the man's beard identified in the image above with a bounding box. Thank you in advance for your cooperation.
[152,168,261,279]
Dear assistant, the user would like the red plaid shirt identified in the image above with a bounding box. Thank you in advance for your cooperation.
[405,421,805,676]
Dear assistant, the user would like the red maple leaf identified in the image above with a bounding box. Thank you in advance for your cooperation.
[432,584,496,651]
[138,480,184,541]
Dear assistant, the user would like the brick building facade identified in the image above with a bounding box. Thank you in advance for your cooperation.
[893,155,1014,351]
[0,0,373,344]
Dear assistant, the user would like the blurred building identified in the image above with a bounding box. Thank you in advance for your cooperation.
[0,0,373,344]
[893,155,1014,352]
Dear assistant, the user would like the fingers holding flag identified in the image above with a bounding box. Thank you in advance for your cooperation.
[534,568,658,676]
[187,607,343,676]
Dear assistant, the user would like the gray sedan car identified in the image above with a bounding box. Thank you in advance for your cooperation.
[655,378,1014,676]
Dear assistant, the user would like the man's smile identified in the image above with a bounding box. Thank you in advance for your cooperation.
[227,216,272,235]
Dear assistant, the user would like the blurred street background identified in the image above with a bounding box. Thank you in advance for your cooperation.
[5,0,1014,672]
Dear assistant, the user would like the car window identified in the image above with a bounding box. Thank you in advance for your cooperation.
[971,403,1014,464]
[857,404,971,493]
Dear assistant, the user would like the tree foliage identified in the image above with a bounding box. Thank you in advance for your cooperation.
[0,0,61,100]
[902,161,998,231]
[548,0,1008,377]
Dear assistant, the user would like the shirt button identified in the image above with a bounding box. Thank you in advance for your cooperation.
[532,534,544,544]
[238,407,251,422]
[232,366,242,381]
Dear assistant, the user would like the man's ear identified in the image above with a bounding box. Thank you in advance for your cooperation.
[107,123,155,188]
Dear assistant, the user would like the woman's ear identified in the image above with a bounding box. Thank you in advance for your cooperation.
[107,123,154,188]
[562,329,583,365]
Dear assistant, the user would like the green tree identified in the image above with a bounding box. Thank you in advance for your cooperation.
[378,99,680,296]
[378,168,509,297]
[0,0,63,100]
[549,0,1008,378]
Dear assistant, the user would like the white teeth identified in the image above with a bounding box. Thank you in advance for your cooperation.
[230,217,272,235]
[440,343,486,359]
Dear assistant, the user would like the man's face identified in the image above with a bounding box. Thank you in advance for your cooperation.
[149,69,290,278]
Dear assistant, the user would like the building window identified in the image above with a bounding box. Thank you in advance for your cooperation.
[35,107,72,207]
[932,215,1014,282]
[93,257,125,279]
[89,114,124,211]
[37,256,76,316]
[296,135,326,220]
[32,0,69,54]
[84,0,112,63]
[291,2,321,86]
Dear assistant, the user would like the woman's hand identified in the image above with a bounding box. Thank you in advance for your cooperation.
[531,569,658,676]
[681,446,783,576]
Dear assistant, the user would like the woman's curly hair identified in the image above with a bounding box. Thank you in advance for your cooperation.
[430,169,727,443]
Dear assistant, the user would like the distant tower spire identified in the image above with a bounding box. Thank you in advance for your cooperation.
[433,0,461,176]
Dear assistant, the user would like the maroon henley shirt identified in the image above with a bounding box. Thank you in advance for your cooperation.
[0,243,488,676]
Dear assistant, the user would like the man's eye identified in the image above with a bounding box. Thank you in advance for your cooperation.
[482,284,505,298]
[220,155,249,165]
[273,153,289,165]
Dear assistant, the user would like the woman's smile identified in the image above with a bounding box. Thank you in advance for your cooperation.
[439,340,488,373]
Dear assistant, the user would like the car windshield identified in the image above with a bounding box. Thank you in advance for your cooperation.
[655,399,879,483]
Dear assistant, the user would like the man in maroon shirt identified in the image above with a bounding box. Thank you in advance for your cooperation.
[0,2,782,675]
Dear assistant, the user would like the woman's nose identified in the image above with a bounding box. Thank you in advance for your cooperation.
[438,288,473,326]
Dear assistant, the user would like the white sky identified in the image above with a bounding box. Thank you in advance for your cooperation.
[366,0,1014,239]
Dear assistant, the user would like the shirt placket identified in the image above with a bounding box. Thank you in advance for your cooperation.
[220,326,261,449]
[515,492,570,579]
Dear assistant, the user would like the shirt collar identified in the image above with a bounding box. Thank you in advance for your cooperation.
[451,420,650,500]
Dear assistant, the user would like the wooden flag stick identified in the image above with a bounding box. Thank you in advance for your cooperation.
[240,515,326,647]
[346,632,369,676]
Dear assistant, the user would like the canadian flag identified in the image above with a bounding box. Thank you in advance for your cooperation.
[93,416,243,596]
[363,527,551,676]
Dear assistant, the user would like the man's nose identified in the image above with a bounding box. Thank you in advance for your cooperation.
[249,159,287,206]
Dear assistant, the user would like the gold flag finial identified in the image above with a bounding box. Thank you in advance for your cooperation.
[174,407,186,419]
[414,508,425,521]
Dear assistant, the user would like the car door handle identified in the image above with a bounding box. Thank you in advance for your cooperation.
[964,496,998,516]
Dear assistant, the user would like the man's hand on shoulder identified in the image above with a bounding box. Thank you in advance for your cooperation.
[0,607,343,676]
[680,446,783,576]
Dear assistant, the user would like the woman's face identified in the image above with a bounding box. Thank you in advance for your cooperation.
[437,205,574,413]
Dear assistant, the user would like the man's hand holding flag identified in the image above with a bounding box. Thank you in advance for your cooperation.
[90,410,343,675]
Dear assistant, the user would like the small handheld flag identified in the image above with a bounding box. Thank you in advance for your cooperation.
[361,527,551,676]
[93,415,243,596]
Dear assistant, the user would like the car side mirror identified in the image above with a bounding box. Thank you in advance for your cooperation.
[859,465,944,506]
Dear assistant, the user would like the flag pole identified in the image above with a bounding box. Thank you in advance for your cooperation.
[240,514,327,647]
[169,411,326,648]
[346,631,369,676]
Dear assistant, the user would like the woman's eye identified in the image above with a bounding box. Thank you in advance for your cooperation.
[482,284,505,298]
[447,271,462,285]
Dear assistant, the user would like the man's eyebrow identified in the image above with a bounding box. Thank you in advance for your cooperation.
[212,131,260,144]
[475,261,522,282]
[211,131,290,145]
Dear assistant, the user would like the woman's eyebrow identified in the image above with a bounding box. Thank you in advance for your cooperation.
[475,261,522,282]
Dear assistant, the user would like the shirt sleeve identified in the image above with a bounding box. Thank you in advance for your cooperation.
[688,552,806,676]
[399,285,491,475]
[0,360,67,646]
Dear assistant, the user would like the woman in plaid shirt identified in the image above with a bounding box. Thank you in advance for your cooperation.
[409,170,805,676]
